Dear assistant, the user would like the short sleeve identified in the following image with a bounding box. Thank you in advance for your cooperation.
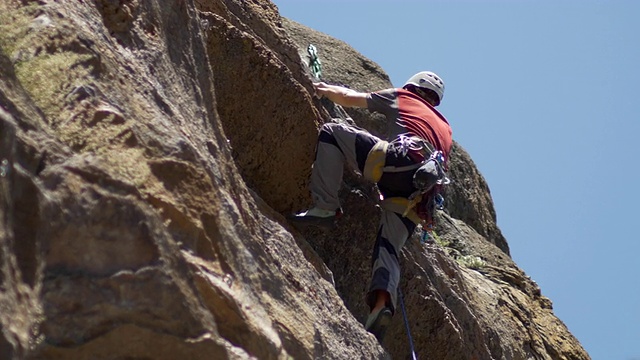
[366,88,399,118]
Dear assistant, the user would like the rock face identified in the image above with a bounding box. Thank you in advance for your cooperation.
[0,1,589,360]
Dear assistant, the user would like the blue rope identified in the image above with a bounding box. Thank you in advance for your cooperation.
[399,289,418,360]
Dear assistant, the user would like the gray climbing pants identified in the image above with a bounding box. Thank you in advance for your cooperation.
[311,122,418,313]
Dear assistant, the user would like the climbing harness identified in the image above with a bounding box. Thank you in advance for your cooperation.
[363,135,449,184]
[362,135,450,225]
[399,289,418,360]
[396,134,429,157]
[362,141,390,182]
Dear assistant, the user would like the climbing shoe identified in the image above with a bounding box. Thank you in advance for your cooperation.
[287,207,342,230]
[364,306,393,343]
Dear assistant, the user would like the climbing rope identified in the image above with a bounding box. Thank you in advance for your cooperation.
[399,288,418,360]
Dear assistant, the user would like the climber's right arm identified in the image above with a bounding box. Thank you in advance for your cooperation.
[313,82,368,108]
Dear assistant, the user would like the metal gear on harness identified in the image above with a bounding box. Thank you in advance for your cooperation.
[435,193,445,210]
[412,149,450,192]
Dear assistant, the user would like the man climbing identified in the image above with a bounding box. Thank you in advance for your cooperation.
[289,71,453,343]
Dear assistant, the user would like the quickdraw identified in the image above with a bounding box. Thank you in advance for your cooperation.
[307,44,322,81]
[307,43,352,122]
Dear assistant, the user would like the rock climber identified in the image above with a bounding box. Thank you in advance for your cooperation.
[289,71,453,342]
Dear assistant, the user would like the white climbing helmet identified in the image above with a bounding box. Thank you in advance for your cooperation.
[403,71,445,105]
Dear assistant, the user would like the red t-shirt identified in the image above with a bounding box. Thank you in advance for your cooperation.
[367,88,452,159]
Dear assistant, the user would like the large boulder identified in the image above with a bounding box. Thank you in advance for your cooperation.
[0,1,588,359]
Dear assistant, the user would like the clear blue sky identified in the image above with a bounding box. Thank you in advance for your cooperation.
[273,1,640,359]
